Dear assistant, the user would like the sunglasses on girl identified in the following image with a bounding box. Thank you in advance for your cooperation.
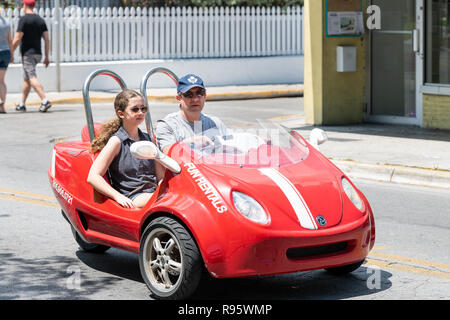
[129,106,148,114]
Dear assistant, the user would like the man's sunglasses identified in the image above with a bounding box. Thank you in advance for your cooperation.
[180,89,206,99]
[129,106,148,114]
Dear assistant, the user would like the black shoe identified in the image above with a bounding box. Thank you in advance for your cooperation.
[15,104,26,112]
[39,101,52,113]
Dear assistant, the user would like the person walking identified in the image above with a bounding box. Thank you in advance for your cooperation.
[0,15,12,114]
[11,0,51,113]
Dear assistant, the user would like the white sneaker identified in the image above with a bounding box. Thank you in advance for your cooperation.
[39,101,52,113]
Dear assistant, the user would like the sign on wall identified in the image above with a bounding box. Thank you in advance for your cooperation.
[326,0,365,37]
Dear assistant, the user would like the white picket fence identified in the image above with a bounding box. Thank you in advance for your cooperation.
[3,6,304,63]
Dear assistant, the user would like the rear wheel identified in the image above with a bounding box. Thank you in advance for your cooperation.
[71,226,110,253]
[325,259,365,275]
[139,216,202,300]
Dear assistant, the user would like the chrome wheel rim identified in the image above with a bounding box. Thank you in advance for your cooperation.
[142,228,183,293]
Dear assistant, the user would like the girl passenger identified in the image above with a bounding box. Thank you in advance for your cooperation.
[87,90,164,209]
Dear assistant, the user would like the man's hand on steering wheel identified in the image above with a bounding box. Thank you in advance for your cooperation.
[184,135,215,149]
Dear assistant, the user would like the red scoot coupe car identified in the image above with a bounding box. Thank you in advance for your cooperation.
[49,68,375,300]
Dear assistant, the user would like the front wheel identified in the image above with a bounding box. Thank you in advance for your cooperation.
[139,217,202,300]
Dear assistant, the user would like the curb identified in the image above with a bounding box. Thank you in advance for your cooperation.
[5,88,304,108]
[206,88,304,101]
[331,159,450,190]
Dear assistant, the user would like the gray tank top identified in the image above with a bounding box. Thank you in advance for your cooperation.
[109,127,157,197]
[0,17,10,52]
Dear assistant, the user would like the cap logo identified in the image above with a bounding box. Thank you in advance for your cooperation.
[188,76,198,84]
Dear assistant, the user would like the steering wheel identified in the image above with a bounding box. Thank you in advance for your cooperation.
[199,135,222,155]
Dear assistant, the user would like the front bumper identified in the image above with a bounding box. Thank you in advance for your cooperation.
[204,213,373,278]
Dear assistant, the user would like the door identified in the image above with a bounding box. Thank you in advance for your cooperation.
[369,0,424,125]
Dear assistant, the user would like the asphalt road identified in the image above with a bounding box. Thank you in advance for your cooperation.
[0,98,449,300]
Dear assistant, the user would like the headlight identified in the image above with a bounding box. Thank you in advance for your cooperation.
[232,191,269,225]
[341,178,364,211]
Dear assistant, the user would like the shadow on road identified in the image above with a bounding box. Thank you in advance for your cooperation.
[0,252,122,299]
[74,248,392,300]
[0,248,391,300]
[75,248,143,283]
[191,264,392,300]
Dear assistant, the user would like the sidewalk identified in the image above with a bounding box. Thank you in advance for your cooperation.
[2,84,304,108]
[3,84,450,190]
[280,116,450,190]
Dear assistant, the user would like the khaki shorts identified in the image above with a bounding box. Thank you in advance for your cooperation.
[22,54,42,80]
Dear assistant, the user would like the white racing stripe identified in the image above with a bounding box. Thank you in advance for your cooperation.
[259,167,318,230]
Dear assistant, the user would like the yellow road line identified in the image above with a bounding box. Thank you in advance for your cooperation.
[0,187,55,201]
[370,251,450,272]
[0,193,59,208]
[365,258,450,281]
[228,122,259,128]
[367,246,450,280]
[267,113,304,121]
[229,113,304,128]
[372,246,391,251]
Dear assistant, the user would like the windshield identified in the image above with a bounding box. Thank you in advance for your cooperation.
[176,120,309,168]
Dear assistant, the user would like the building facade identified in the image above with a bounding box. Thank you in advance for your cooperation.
[304,0,450,130]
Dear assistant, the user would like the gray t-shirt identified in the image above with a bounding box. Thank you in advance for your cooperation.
[0,17,10,52]
[155,111,228,151]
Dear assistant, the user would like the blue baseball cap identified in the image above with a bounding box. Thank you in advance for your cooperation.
[177,74,205,93]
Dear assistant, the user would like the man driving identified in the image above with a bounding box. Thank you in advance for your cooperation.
[155,74,227,155]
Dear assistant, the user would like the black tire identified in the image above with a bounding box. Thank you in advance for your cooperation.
[71,226,110,253]
[325,259,365,275]
[139,216,202,300]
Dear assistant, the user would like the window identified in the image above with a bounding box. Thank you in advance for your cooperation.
[426,0,450,85]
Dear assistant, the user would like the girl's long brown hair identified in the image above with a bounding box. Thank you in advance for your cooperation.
[89,89,143,153]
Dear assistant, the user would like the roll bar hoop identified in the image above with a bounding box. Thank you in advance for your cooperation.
[140,67,179,144]
[82,69,127,142]
[82,67,179,144]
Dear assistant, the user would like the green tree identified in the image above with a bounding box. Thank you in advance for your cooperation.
[0,0,14,9]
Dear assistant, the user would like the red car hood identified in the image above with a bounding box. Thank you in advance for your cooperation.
[197,156,343,231]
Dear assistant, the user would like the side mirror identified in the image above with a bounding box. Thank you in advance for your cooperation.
[131,141,181,174]
[309,128,328,148]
